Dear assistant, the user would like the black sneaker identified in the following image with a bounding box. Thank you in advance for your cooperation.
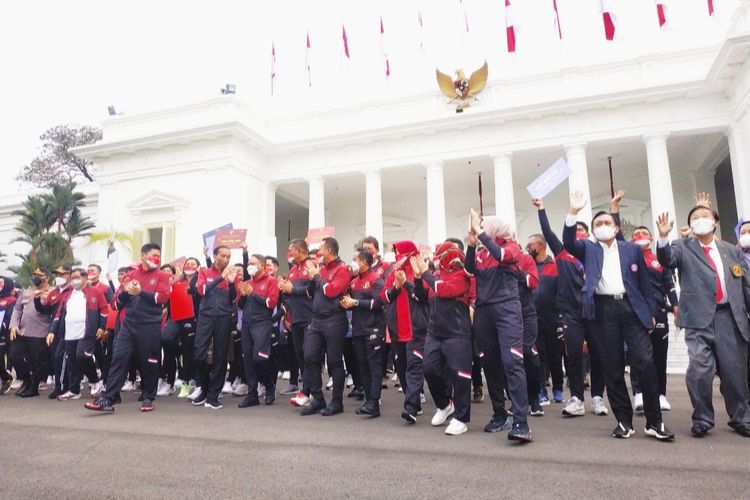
[529,399,545,417]
[264,385,276,405]
[401,410,417,424]
[508,422,533,443]
[140,399,155,412]
[191,393,208,406]
[612,422,635,439]
[734,424,750,438]
[84,397,115,412]
[690,422,710,437]
[204,400,223,410]
[321,403,344,416]
[484,415,512,433]
[347,387,365,400]
[644,422,675,441]
[48,389,61,400]
[473,386,484,403]
[355,401,380,417]
[300,399,326,416]
[238,395,260,408]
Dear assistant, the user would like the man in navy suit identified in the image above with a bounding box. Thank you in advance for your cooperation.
[563,192,674,440]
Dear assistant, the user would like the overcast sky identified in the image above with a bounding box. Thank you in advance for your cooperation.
[0,0,737,194]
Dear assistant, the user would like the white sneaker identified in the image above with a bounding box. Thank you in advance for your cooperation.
[562,396,585,417]
[326,377,334,390]
[282,371,291,381]
[345,375,354,388]
[420,393,427,404]
[445,418,468,436]
[258,383,266,397]
[157,381,173,397]
[633,393,644,413]
[121,380,135,392]
[398,387,403,393]
[659,395,671,411]
[290,391,310,407]
[591,395,609,416]
[221,381,233,394]
[232,383,249,396]
[173,378,183,389]
[187,387,203,401]
[46,376,54,385]
[57,391,81,401]
[10,379,23,390]
[90,381,104,398]
[431,402,455,426]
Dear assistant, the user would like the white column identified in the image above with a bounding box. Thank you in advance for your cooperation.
[307,176,325,229]
[644,133,678,240]
[565,143,592,225]
[261,182,278,255]
[491,152,516,233]
[364,169,384,245]
[728,117,750,218]
[424,161,446,246]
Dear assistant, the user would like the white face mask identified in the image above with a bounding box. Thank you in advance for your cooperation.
[740,233,750,249]
[593,225,616,242]
[71,279,83,290]
[634,238,650,248]
[350,261,360,274]
[184,270,196,277]
[54,277,67,287]
[690,217,715,236]
[246,265,258,276]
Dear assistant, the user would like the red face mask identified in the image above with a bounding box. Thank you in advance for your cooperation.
[147,255,161,269]
[575,232,588,240]
[183,263,198,274]
[87,271,97,280]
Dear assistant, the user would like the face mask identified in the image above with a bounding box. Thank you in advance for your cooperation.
[690,217,715,236]
[32,277,43,286]
[350,261,360,274]
[593,225,616,242]
[71,279,83,290]
[146,255,161,269]
[633,234,651,248]
[740,233,750,249]
[528,249,539,259]
[184,269,196,277]
[87,272,97,280]
[575,232,588,240]
[54,277,67,287]
[247,265,258,276]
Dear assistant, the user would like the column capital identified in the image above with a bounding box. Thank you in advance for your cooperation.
[643,132,671,145]
[362,167,381,176]
[563,142,588,154]
[489,152,513,163]
[423,160,445,172]
[306,175,324,183]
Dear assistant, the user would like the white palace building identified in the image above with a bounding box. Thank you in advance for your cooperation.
[2,1,750,371]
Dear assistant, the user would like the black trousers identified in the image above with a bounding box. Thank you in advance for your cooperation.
[473,306,508,418]
[241,320,274,396]
[102,320,161,402]
[343,336,360,388]
[630,307,669,396]
[290,322,309,394]
[52,332,68,393]
[403,334,426,415]
[0,329,10,382]
[563,310,605,400]
[476,300,528,423]
[391,340,407,390]
[65,337,99,394]
[423,335,472,423]
[521,300,542,405]
[98,330,115,381]
[303,314,348,407]
[9,336,46,382]
[537,310,564,392]
[592,296,661,428]
[353,335,384,403]
[194,314,233,404]
[162,319,196,385]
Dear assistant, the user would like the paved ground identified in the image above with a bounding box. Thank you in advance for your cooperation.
[1,375,748,499]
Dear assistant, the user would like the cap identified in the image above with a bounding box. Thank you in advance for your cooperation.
[32,268,46,277]
[53,265,72,275]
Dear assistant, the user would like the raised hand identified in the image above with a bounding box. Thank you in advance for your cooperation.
[531,198,544,210]
[469,208,482,235]
[656,212,674,238]
[695,192,712,209]
[610,190,625,213]
[569,191,588,215]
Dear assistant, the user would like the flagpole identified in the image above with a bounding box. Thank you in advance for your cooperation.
[608,156,615,198]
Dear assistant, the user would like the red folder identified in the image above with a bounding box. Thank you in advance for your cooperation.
[170,281,195,321]
[105,307,118,330]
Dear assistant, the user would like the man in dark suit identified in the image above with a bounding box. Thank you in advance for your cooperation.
[563,192,674,440]
[656,206,750,438]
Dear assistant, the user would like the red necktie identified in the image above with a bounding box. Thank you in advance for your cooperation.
[702,246,725,303]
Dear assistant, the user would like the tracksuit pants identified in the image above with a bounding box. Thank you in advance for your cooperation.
[403,333,426,416]
[194,314,233,404]
[65,336,100,394]
[353,334,384,403]
[562,310,605,401]
[102,320,161,402]
[303,314,348,407]
[423,335,473,423]
[241,320,274,397]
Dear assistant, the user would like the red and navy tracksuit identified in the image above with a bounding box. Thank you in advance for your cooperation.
[50,285,108,394]
[285,259,314,395]
[34,285,72,394]
[630,248,678,397]
[238,271,280,399]
[538,208,604,402]
[466,233,529,424]
[161,274,201,387]
[303,258,350,408]
[533,254,564,395]
[102,266,171,402]
[517,253,543,407]
[419,268,473,423]
[0,281,18,385]
[194,266,239,405]
[349,268,385,405]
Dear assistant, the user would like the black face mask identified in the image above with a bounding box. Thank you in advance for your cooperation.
[32,277,43,286]
[528,249,539,259]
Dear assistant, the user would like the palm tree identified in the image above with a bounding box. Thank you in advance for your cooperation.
[86,229,136,256]
[41,182,88,235]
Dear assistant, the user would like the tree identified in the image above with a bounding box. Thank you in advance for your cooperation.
[16,125,102,188]
[8,183,94,285]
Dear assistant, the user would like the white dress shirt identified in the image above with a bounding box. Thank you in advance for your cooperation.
[658,236,727,304]
[565,214,626,296]
[64,290,87,341]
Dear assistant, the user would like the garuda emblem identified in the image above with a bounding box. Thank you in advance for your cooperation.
[436,61,488,113]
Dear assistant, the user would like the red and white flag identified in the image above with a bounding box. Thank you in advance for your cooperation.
[460,0,470,33]
[379,17,391,79]
[271,41,276,95]
[418,9,426,52]
[342,24,351,60]
[707,0,714,16]
[505,0,516,53]
[553,0,562,40]
[655,1,669,29]
[305,31,312,87]
[600,0,617,41]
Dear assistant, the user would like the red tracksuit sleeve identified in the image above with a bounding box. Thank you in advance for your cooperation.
[196,269,208,297]
[265,278,280,310]
[321,264,350,298]
[519,254,539,290]
[422,270,470,298]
